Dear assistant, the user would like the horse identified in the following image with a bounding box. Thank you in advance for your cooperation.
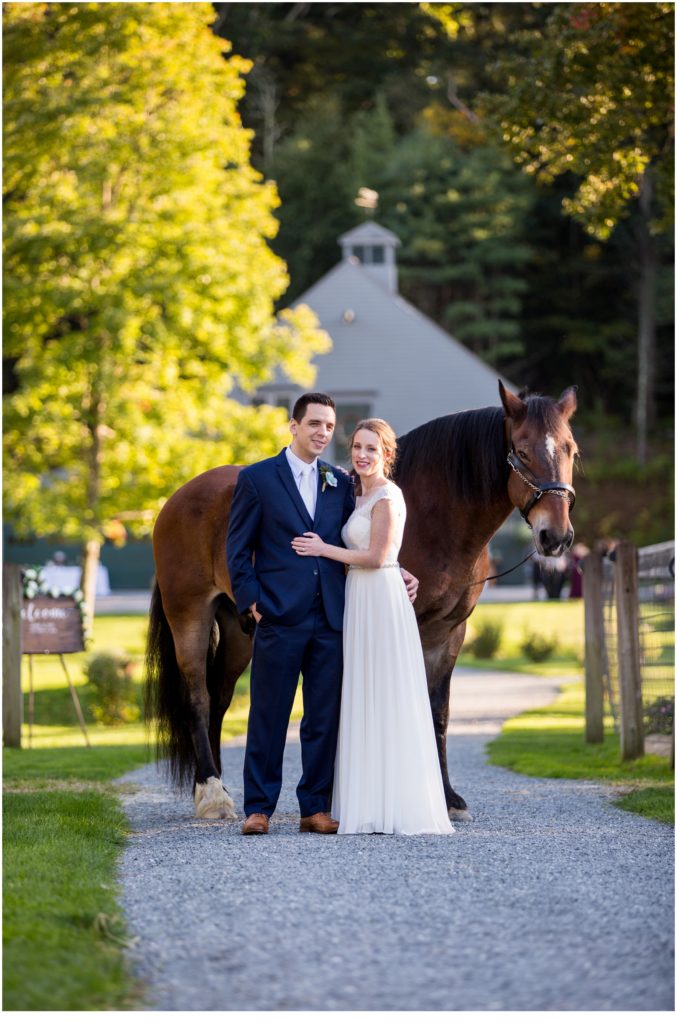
[144,381,578,821]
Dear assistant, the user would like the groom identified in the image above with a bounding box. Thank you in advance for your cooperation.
[227,392,416,836]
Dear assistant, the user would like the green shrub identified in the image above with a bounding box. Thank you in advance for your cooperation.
[85,651,139,726]
[644,696,674,736]
[520,629,558,663]
[468,620,503,659]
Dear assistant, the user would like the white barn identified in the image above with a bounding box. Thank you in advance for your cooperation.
[255,221,509,465]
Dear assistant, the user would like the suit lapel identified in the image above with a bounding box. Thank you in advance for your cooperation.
[313,461,341,531]
[312,462,326,532]
[275,450,314,531]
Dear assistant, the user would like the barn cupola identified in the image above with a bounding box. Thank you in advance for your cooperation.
[338,221,401,294]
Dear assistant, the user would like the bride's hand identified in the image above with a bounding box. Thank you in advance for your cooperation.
[291,532,326,557]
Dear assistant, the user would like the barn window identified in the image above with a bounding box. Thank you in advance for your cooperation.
[334,402,372,468]
[351,245,385,265]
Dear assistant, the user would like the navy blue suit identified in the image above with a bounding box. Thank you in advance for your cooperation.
[227,449,355,817]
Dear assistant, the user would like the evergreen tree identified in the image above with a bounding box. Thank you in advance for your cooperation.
[377,127,533,366]
[485,1,674,460]
[269,97,358,299]
[212,0,674,456]
[349,94,397,202]
[212,1,453,169]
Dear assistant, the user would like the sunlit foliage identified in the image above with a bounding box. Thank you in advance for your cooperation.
[4,2,330,546]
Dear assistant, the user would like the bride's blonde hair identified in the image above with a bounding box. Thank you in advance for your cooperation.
[350,418,398,478]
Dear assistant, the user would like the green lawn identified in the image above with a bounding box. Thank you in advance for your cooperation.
[469,599,674,826]
[4,786,139,1010]
[4,601,672,1009]
[3,613,260,1011]
[487,681,674,825]
[458,598,585,676]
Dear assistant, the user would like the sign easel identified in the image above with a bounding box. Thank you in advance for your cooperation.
[21,596,90,748]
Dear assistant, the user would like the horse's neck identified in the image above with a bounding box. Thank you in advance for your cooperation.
[449,493,514,559]
[399,410,516,568]
[403,485,512,565]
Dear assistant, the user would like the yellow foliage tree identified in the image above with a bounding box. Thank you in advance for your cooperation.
[3,2,330,618]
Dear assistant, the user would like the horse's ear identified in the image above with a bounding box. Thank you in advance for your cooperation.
[557,386,578,421]
[498,380,527,423]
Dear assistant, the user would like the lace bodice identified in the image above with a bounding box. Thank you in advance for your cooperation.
[341,481,406,562]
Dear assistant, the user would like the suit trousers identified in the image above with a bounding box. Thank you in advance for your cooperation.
[243,596,344,818]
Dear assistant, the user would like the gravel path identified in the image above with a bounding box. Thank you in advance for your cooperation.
[117,669,674,1011]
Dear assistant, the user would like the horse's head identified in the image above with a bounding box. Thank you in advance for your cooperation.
[499,381,578,557]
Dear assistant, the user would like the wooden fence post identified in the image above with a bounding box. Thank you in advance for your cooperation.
[583,545,605,743]
[3,564,23,748]
[614,541,644,760]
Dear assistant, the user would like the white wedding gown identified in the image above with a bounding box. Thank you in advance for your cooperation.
[332,481,454,835]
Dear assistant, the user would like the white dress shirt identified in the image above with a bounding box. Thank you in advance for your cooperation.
[286,445,318,520]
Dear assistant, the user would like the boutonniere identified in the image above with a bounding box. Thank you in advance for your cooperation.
[319,465,338,492]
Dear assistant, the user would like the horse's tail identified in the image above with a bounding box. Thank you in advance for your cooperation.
[144,581,197,790]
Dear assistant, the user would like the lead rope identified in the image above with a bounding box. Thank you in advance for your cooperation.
[469,548,537,587]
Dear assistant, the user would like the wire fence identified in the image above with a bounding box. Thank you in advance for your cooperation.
[601,541,674,736]
[600,556,619,725]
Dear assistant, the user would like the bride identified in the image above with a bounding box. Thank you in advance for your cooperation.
[292,418,453,836]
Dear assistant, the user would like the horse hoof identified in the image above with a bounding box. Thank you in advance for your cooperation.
[194,777,237,821]
[449,807,473,822]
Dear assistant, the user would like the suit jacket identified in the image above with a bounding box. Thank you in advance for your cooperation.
[227,449,355,631]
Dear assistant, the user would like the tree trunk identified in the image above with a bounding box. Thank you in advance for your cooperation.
[80,537,101,631]
[82,372,105,631]
[635,169,657,466]
[3,564,23,748]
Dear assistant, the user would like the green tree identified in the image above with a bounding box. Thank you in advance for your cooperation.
[513,175,674,432]
[3,2,330,620]
[486,2,674,461]
[268,97,534,363]
[349,94,397,203]
[377,126,534,366]
[212,2,455,171]
[212,0,673,455]
[267,97,358,299]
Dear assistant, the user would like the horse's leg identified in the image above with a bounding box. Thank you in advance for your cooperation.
[166,602,237,821]
[425,622,473,822]
[206,599,253,781]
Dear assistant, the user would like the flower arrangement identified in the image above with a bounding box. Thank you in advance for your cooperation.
[21,566,89,641]
[319,465,338,492]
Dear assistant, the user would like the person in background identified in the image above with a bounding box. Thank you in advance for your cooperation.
[568,542,590,599]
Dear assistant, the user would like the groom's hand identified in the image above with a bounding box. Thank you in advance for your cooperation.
[249,603,262,624]
[400,568,419,604]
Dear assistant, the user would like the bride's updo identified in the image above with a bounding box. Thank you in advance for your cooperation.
[350,418,398,478]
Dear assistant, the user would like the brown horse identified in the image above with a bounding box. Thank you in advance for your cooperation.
[145,381,578,821]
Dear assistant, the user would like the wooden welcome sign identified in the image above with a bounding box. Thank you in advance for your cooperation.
[21,596,85,655]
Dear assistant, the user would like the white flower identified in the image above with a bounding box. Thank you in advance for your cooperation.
[49,588,60,599]
[25,584,38,599]
[73,590,84,602]
[24,569,37,581]
[320,467,338,491]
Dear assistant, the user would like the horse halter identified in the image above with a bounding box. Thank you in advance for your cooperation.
[507,446,576,525]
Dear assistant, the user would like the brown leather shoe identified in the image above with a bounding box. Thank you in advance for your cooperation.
[299,812,339,834]
[242,813,269,835]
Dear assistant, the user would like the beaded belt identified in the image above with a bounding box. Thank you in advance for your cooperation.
[348,562,400,571]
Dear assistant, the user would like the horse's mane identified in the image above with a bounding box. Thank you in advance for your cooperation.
[394,395,563,505]
[394,406,506,505]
